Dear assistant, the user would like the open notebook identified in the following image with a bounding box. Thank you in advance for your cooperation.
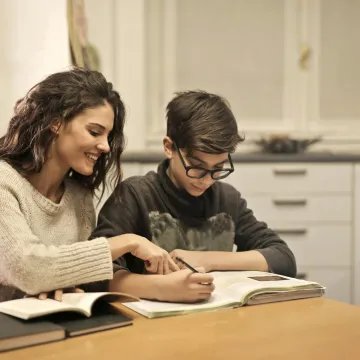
[0,292,138,320]
[124,271,325,318]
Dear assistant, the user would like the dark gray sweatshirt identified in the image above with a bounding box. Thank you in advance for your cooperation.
[91,160,297,277]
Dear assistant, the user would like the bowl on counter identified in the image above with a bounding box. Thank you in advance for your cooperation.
[253,134,322,154]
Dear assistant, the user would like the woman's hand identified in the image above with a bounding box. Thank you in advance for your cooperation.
[131,236,180,274]
[25,287,84,301]
[108,234,180,274]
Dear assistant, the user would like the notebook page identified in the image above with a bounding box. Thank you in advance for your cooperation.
[211,271,323,301]
[60,292,113,316]
[0,298,75,320]
[124,290,238,318]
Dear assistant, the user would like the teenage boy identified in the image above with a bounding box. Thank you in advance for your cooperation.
[91,90,297,303]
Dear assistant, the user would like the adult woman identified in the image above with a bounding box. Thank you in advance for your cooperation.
[0,67,178,302]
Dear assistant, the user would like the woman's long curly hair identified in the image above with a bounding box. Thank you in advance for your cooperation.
[0,67,126,198]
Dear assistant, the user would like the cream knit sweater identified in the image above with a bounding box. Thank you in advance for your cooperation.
[0,161,114,302]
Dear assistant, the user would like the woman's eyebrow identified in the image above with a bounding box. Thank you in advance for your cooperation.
[88,123,105,130]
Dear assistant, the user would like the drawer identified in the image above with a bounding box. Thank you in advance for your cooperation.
[298,267,351,303]
[272,225,351,267]
[224,163,353,194]
[245,195,351,223]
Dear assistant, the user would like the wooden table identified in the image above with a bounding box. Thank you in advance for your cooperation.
[3,298,360,360]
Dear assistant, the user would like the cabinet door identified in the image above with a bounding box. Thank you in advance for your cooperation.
[307,0,360,135]
[272,225,351,268]
[244,194,351,224]
[223,163,353,194]
[298,267,351,304]
[145,0,301,144]
[354,165,360,305]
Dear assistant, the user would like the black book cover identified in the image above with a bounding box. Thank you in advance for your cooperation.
[0,313,65,353]
[45,301,133,337]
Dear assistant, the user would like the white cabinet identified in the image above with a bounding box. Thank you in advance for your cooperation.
[121,160,358,304]
[245,194,351,224]
[145,0,299,142]
[144,0,360,147]
[225,163,352,194]
[174,0,298,133]
[272,225,351,268]
[224,163,354,303]
[83,1,360,151]
[353,165,360,305]
[298,268,352,304]
[83,0,360,151]
[307,0,360,134]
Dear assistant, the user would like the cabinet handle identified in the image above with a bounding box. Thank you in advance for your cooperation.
[273,169,307,176]
[299,43,311,70]
[273,228,307,235]
[272,199,307,206]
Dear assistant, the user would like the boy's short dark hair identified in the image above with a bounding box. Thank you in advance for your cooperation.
[166,90,244,154]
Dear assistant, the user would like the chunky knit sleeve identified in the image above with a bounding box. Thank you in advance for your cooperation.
[0,187,114,295]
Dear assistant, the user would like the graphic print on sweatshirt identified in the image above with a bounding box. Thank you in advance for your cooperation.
[148,211,235,252]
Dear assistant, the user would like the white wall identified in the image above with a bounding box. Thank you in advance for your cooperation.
[85,0,116,83]
[78,0,147,151]
[0,0,70,136]
[0,0,146,151]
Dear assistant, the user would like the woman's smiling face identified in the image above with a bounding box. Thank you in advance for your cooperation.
[52,101,114,176]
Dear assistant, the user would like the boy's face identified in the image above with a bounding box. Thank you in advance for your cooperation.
[163,137,230,197]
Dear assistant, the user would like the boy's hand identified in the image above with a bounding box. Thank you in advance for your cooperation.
[170,249,209,272]
[155,268,215,303]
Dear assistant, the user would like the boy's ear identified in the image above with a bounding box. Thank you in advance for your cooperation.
[163,136,174,159]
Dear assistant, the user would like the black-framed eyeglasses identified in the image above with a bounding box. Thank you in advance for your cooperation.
[174,142,234,180]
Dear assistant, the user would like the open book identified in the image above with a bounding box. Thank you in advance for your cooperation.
[0,292,138,351]
[123,271,325,318]
[0,292,139,320]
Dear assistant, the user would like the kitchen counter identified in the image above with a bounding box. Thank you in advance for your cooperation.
[121,151,360,163]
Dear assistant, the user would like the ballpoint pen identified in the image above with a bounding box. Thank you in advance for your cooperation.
[175,257,199,273]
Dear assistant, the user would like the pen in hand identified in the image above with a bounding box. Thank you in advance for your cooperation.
[175,257,212,286]
[175,257,199,273]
